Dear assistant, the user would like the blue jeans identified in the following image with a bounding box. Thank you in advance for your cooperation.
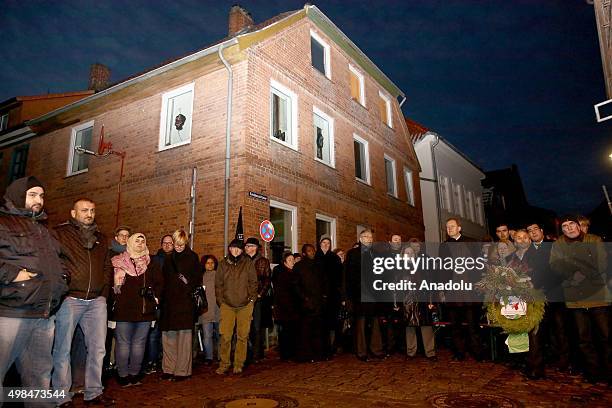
[0,316,56,406]
[52,296,107,403]
[115,321,150,377]
[201,322,219,360]
[144,310,162,366]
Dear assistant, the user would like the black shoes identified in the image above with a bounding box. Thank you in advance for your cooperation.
[84,394,116,406]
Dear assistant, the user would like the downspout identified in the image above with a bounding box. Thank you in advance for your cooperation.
[219,43,233,253]
[430,135,442,242]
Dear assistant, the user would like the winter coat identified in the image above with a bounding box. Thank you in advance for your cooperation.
[524,241,564,301]
[215,255,257,308]
[0,177,69,319]
[345,243,381,316]
[550,233,609,309]
[54,219,110,300]
[272,264,300,322]
[199,269,220,323]
[159,247,203,331]
[112,258,163,322]
[295,257,328,317]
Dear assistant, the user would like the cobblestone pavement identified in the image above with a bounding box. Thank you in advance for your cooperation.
[73,350,610,408]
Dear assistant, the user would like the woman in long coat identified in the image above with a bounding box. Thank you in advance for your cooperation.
[159,229,203,380]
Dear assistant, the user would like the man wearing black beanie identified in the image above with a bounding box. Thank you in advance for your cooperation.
[0,176,69,394]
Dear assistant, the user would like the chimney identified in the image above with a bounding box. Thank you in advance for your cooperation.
[88,63,111,92]
[228,5,253,36]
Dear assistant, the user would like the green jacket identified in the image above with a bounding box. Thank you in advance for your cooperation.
[550,233,609,308]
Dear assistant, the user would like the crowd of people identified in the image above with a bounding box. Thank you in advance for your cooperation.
[0,176,610,407]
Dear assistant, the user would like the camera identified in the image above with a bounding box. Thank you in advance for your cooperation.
[139,286,156,300]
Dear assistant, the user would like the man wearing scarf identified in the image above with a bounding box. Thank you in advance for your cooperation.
[0,176,69,396]
[53,198,113,406]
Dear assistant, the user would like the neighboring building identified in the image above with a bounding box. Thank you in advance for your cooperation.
[482,164,556,235]
[0,5,422,262]
[409,118,487,243]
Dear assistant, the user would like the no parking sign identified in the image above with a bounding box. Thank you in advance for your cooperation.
[259,219,275,242]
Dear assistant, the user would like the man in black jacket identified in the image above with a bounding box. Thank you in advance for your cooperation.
[439,217,483,361]
[0,176,69,392]
[52,198,113,406]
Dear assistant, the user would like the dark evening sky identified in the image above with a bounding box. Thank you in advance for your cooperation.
[1,0,610,215]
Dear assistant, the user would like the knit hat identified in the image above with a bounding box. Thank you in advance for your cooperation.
[559,214,580,226]
[4,176,45,209]
[245,237,260,247]
[228,238,244,250]
[319,234,332,244]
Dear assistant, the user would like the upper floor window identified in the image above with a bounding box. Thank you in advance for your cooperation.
[0,113,8,131]
[67,120,94,176]
[310,30,331,79]
[466,190,475,221]
[440,175,452,211]
[378,91,392,128]
[384,154,397,197]
[270,80,298,150]
[404,168,415,206]
[353,134,370,184]
[313,107,334,167]
[476,196,484,226]
[349,64,365,106]
[9,144,28,183]
[159,83,194,151]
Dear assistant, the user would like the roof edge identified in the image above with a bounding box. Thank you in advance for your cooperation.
[28,37,239,126]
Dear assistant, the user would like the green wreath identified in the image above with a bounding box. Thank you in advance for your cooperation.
[486,301,546,334]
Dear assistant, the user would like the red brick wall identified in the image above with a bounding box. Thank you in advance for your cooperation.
[0,17,423,260]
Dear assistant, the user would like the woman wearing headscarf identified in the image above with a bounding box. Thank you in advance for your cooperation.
[159,229,203,381]
[111,233,163,386]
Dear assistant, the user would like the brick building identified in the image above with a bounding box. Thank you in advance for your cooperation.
[0,5,423,262]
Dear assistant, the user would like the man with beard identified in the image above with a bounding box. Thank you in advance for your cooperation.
[215,239,257,375]
[0,176,69,394]
[53,198,113,406]
[525,222,569,373]
[345,229,384,361]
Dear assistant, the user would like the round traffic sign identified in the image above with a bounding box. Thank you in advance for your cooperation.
[259,220,275,242]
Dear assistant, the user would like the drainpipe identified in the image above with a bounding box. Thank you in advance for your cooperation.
[430,134,443,242]
[219,43,233,253]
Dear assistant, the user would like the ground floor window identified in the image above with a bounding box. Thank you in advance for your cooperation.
[269,200,297,264]
[315,213,336,248]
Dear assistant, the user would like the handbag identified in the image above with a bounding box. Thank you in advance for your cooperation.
[192,285,208,316]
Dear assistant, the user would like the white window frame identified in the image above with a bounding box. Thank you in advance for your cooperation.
[312,106,335,168]
[270,79,299,151]
[353,133,370,184]
[310,29,331,79]
[158,83,195,152]
[0,113,8,131]
[315,213,337,248]
[348,64,365,106]
[67,120,94,177]
[378,91,393,128]
[404,167,415,206]
[270,199,298,254]
[467,190,475,221]
[384,154,398,198]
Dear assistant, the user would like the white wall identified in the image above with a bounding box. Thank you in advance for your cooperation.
[414,133,487,242]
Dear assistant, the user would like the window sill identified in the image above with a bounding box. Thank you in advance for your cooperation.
[314,157,335,169]
[387,192,400,200]
[355,177,372,187]
[271,137,298,152]
[158,140,191,152]
[65,168,89,178]
[351,98,366,109]
[312,66,331,81]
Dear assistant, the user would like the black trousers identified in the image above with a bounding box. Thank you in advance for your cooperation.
[447,304,482,358]
[277,321,298,361]
[527,303,569,374]
[297,315,323,362]
[572,306,610,378]
[354,316,383,358]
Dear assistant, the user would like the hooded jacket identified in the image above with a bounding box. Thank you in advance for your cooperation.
[0,176,69,318]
